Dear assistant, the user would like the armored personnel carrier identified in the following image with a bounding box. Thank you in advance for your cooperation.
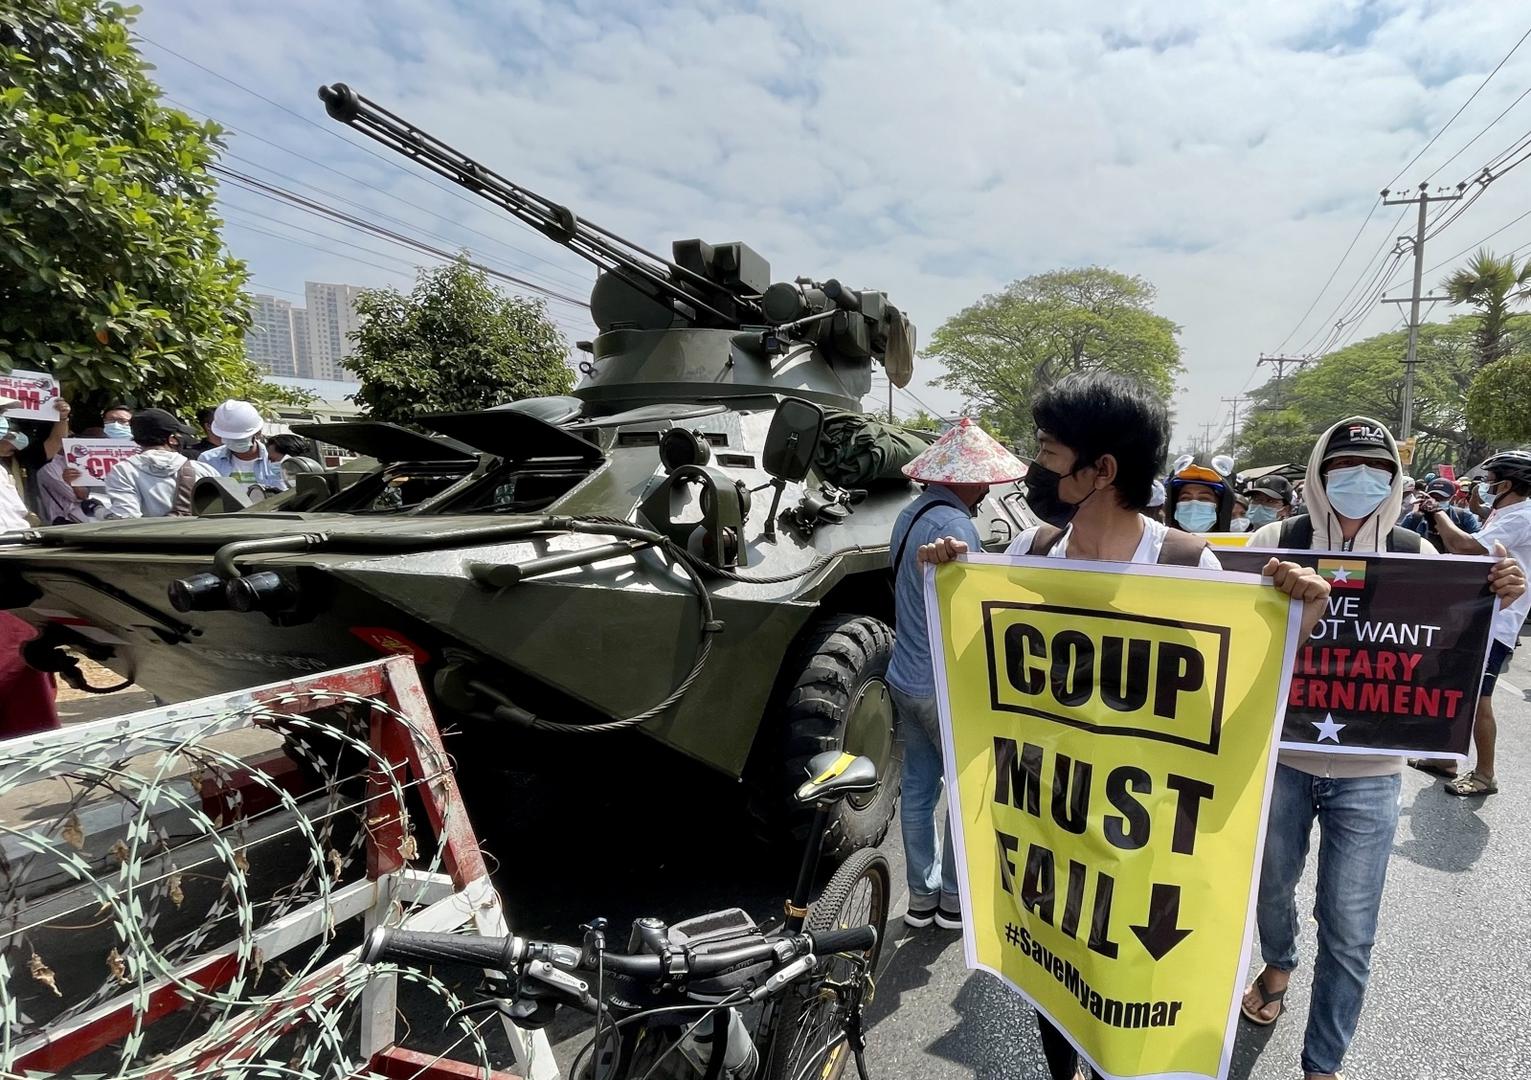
[0,85,1035,855]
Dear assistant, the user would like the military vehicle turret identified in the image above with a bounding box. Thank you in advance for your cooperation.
[0,84,1035,856]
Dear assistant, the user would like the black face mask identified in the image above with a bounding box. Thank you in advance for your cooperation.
[1024,462,1077,528]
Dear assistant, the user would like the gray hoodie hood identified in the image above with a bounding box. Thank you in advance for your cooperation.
[1249,415,1405,552]
[135,447,189,477]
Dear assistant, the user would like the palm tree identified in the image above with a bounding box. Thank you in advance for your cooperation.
[1441,248,1531,367]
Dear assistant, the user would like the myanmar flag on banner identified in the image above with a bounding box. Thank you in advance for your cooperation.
[1317,558,1367,590]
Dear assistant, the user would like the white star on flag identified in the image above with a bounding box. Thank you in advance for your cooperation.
[1312,713,1346,743]
[1330,566,1350,584]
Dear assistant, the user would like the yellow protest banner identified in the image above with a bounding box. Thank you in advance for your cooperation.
[1198,532,1254,548]
[927,556,1299,1080]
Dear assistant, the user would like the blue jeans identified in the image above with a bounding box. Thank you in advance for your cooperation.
[1257,765,1402,1076]
[891,685,958,909]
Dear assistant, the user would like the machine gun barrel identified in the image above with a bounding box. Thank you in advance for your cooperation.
[317,82,756,326]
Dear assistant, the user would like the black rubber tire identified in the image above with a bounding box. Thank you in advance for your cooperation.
[771,614,902,863]
[762,847,891,1080]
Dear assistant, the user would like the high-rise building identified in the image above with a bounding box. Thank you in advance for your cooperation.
[304,282,364,381]
[243,283,364,381]
[290,307,313,380]
[246,294,299,378]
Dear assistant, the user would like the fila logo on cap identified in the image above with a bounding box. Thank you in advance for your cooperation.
[1346,423,1386,445]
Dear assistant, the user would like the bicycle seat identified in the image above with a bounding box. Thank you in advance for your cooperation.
[794,751,878,805]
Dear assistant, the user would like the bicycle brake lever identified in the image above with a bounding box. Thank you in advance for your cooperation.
[747,953,816,1003]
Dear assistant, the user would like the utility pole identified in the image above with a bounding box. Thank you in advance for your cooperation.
[1380,181,1462,440]
[1198,421,1217,458]
[887,379,894,423]
[1256,354,1309,406]
[1221,396,1245,453]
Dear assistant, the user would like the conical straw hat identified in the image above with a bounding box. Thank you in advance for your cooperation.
[902,418,1028,484]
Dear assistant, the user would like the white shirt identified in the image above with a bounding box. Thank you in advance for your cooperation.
[1007,515,1223,570]
[0,468,30,531]
[1475,499,1531,648]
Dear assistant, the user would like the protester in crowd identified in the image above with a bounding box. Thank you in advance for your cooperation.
[104,409,216,519]
[1145,478,1166,523]
[1246,474,1295,528]
[185,405,221,457]
[887,418,1026,936]
[266,433,326,476]
[1398,476,1417,523]
[0,397,71,522]
[1242,418,1524,1080]
[1230,493,1251,532]
[920,373,1330,1080]
[0,396,59,737]
[1412,451,1531,797]
[1399,477,1479,550]
[199,400,286,495]
[1167,455,1235,533]
[37,403,135,525]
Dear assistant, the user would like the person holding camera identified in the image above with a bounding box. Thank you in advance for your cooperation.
[1399,476,1479,550]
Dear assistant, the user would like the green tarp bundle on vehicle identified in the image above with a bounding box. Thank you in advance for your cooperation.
[815,412,933,488]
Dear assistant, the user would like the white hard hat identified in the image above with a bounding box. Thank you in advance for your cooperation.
[210,399,263,440]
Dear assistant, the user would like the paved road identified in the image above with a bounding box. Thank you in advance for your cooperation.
[483,636,1531,1079]
[859,637,1531,1080]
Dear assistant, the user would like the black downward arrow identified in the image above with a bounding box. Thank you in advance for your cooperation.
[1130,883,1193,961]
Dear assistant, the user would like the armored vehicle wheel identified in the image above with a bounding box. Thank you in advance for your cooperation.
[767,614,901,862]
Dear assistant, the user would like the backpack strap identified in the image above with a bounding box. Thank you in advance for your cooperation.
[1386,525,1424,553]
[1278,514,1314,549]
[170,461,200,517]
[891,500,947,568]
[1157,527,1210,567]
[1028,524,1065,556]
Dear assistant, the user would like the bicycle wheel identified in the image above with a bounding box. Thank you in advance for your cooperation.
[762,846,890,1080]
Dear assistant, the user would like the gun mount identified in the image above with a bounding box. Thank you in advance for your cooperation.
[317,83,915,409]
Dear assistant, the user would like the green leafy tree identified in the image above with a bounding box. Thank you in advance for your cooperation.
[898,410,944,433]
[0,0,272,419]
[348,259,574,422]
[1466,353,1531,445]
[928,267,1183,446]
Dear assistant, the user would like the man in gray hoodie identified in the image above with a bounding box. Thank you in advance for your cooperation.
[1239,417,1525,1079]
[104,409,216,519]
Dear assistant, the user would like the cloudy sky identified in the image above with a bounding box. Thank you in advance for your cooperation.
[134,0,1531,449]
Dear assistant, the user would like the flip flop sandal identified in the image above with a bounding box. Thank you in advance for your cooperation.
[1240,973,1287,1026]
[1446,771,1498,797]
[1408,759,1458,780]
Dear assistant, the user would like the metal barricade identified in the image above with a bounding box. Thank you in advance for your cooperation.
[0,656,556,1079]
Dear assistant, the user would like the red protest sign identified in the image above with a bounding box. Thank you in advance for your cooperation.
[0,369,62,421]
[62,439,142,488]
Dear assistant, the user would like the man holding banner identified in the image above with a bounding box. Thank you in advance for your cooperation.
[921,373,1331,1080]
[1242,419,1524,1079]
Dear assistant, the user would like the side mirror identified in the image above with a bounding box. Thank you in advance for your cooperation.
[762,398,824,483]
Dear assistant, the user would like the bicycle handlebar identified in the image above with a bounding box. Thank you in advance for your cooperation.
[362,924,877,984]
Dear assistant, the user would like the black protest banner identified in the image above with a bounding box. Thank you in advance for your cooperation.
[1218,549,1495,758]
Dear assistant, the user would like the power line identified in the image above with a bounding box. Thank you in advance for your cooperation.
[1386,23,1531,190]
[212,164,591,309]
[1270,198,1380,355]
[1293,204,1411,356]
[142,37,598,284]
[1430,86,1531,185]
[165,96,592,294]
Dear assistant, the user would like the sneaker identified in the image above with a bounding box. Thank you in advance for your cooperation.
[905,902,937,928]
[935,904,962,930]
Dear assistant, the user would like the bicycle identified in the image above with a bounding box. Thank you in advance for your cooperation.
[362,750,892,1080]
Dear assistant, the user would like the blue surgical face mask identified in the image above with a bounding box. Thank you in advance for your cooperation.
[1325,464,1393,520]
[1246,504,1279,528]
[1476,481,1502,508]
[1173,501,1217,532]
[1229,517,1252,533]
[0,417,9,440]
[225,437,255,454]
[104,421,133,440]
[5,431,29,452]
